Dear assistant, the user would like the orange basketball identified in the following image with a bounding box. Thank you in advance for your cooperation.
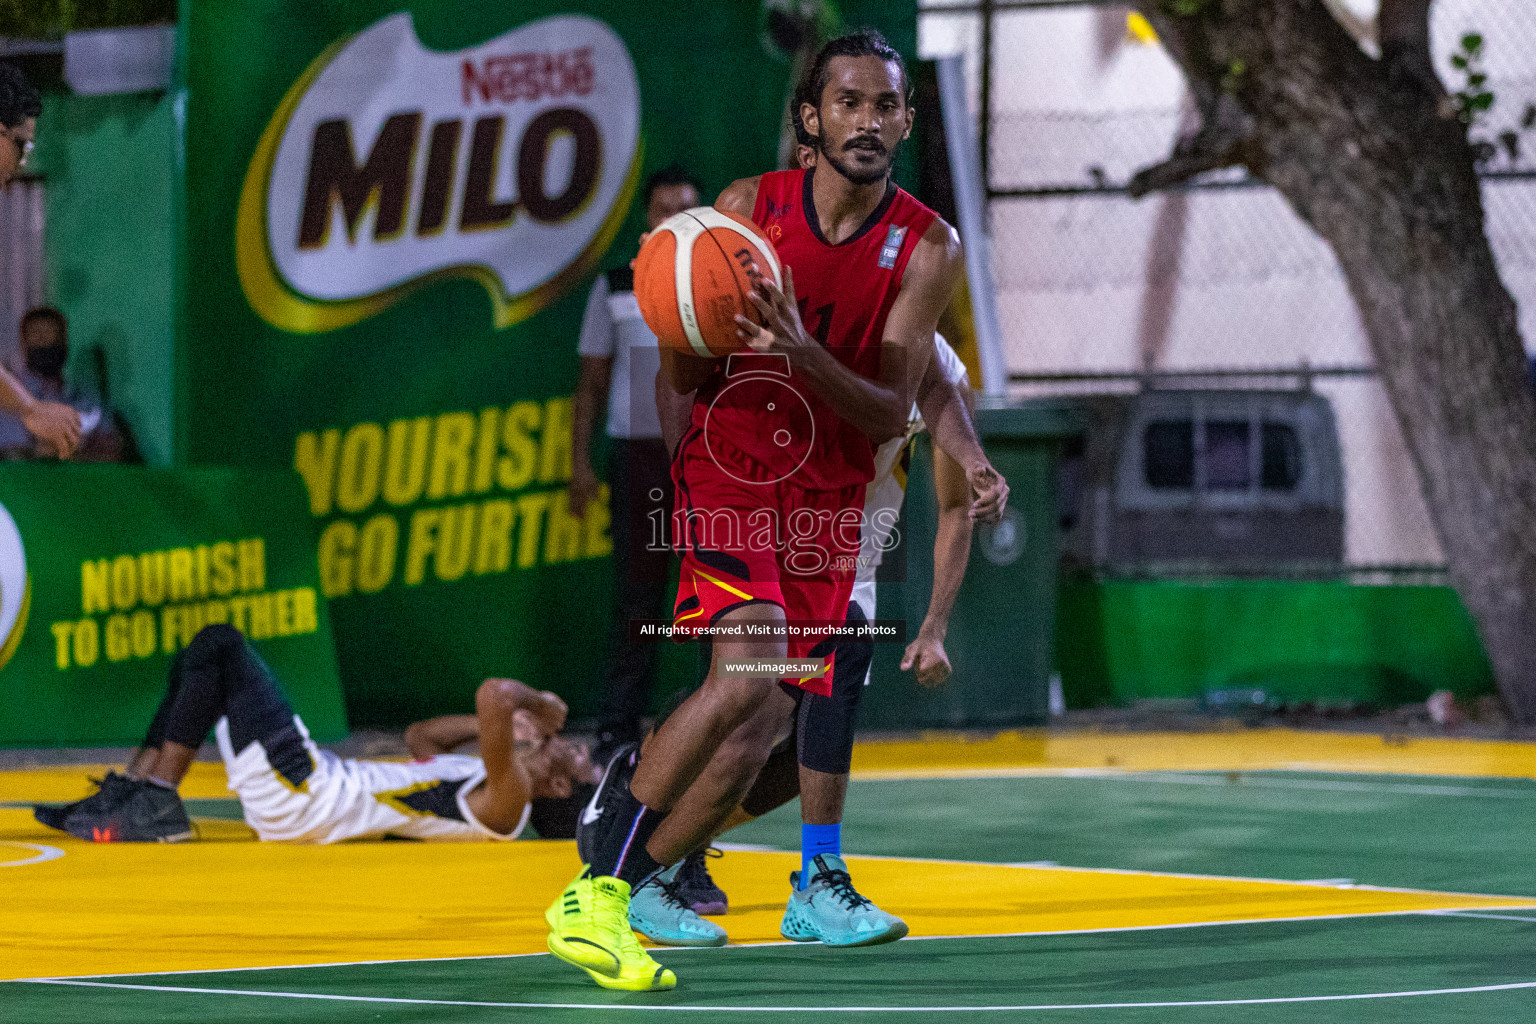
[634,207,784,358]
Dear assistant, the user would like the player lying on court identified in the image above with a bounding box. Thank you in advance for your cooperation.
[611,329,1006,951]
[34,624,598,844]
[547,29,1000,991]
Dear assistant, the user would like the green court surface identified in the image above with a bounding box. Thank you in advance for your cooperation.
[9,769,1536,1022]
[732,771,1536,897]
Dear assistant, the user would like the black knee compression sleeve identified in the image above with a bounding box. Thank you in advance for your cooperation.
[161,625,297,753]
[795,606,872,776]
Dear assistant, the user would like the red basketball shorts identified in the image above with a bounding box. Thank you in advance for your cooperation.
[670,435,865,696]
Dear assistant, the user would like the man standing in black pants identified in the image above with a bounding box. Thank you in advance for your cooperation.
[570,165,701,764]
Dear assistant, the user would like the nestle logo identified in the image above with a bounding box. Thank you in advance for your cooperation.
[462,47,595,106]
[238,13,640,335]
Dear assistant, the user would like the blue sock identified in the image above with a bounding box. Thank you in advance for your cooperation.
[801,823,841,888]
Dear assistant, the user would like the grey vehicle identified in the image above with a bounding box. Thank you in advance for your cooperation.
[1059,387,1345,573]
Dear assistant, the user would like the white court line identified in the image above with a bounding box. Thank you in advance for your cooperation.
[12,949,554,982]
[801,847,1536,901]
[15,864,1529,985]
[17,976,1536,1012]
[709,842,1536,901]
[853,767,1536,798]
[1111,773,1536,798]
[0,841,63,867]
[16,909,1536,985]
[887,908,1536,944]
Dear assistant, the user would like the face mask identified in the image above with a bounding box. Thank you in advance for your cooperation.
[25,344,66,379]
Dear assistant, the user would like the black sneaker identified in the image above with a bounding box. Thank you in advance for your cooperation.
[575,741,639,864]
[62,779,194,843]
[33,771,137,832]
[674,846,728,916]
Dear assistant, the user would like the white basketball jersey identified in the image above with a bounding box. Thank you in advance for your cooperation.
[850,334,968,625]
[216,716,528,844]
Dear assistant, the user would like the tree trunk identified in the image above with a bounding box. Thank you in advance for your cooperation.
[1133,0,1536,722]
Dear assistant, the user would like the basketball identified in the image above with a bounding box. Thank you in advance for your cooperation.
[635,207,784,358]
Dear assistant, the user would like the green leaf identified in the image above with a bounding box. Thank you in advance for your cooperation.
[1471,92,1495,111]
[1469,74,1487,88]
[1163,0,1209,16]
[1451,54,1468,70]
[1462,32,1484,53]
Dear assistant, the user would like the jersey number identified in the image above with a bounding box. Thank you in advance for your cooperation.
[797,299,835,347]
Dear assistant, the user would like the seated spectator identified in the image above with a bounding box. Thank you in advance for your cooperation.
[33,624,599,843]
[0,306,132,461]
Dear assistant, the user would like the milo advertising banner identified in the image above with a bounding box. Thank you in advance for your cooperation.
[181,2,913,724]
[0,464,346,746]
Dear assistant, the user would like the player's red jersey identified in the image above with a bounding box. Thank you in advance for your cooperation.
[687,167,938,492]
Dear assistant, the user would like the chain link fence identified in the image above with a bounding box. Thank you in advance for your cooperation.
[925,0,1536,191]
[920,0,1536,568]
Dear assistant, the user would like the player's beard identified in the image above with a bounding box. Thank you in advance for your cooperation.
[819,132,898,186]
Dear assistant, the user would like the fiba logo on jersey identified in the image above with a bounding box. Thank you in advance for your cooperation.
[0,501,29,672]
[703,353,816,486]
[236,13,641,335]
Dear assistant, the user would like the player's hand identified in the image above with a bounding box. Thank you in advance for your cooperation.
[569,462,601,519]
[527,690,568,736]
[24,400,82,460]
[736,267,815,356]
[967,463,1008,524]
[901,630,952,688]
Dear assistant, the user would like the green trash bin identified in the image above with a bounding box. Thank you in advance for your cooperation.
[861,398,1083,730]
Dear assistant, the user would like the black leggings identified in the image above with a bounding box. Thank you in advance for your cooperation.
[141,625,305,776]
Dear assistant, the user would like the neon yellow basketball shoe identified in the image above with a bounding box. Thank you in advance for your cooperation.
[546,870,677,991]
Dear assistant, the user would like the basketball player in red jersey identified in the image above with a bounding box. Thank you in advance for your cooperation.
[546,31,983,991]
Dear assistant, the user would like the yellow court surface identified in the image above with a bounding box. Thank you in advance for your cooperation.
[7,729,1536,983]
[4,807,1535,982]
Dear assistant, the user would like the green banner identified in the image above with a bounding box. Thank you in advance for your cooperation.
[179,1,914,724]
[0,464,346,747]
[1055,579,1497,708]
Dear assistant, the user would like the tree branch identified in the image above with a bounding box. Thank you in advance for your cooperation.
[1127,7,1259,197]
[1378,0,1449,104]
[1127,90,1258,196]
